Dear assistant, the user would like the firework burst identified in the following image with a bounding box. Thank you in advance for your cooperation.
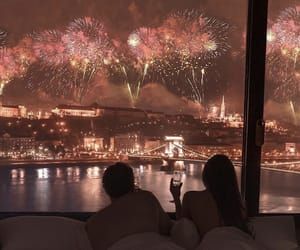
[32,30,67,67]
[63,17,112,69]
[124,10,229,106]
[60,17,113,103]
[163,10,230,61]
[0,28,8,48]
[159,10,229,105]
[267,6,300,104]
[0,38,36,92]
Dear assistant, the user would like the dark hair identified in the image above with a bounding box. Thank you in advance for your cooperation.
[102,162,135,199]
[202,154,249,234]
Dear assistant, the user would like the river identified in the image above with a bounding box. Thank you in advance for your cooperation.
[0,163,299,213]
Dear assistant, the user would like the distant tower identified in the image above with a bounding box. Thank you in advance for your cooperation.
[220,95,226,120]
[0,83,4,106]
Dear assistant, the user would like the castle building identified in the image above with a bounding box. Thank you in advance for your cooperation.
[0,105,27,118]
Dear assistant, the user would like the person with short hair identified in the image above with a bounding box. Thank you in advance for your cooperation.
[102,162,135,199]
[86,162,172,250]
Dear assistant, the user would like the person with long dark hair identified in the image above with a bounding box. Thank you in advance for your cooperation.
[170,154,250,239]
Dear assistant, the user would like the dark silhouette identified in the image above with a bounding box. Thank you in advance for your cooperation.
[202,155,249,234]
[86,162,172,250]
[102,162,135,199]
[170,154,250,239]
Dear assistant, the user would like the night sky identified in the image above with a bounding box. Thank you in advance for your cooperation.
[0,0,298,120]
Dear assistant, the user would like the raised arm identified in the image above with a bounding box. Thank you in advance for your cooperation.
[170,178,183,219]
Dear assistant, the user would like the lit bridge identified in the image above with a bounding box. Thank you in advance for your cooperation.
[127,136,242,166]
[127,136,300,170]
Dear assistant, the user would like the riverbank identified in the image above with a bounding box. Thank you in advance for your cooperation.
[0,158,118,167]
[0,158,163,167]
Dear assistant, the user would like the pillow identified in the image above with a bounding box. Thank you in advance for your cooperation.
[196,227,264,250]
[0,216,93,250]
[108,232,184,250]
[170,218,200,250]
[250,216,299,250]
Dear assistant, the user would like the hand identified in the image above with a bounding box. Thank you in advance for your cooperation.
[170,178,182,201]
[134,185,142,191]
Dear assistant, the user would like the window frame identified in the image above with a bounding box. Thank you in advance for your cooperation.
[1,0,294,218]
[242,0,269,216]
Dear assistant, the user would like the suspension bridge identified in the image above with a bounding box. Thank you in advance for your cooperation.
[128,136,300,169]
[128,136,242,166]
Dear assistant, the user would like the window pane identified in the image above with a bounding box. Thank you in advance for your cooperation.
[261,1,300,213]
[0,0,247,212]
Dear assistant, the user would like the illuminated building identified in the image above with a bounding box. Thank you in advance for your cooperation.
[0,133,35,158]
[52,104,104,118]
[164,136,184,157]
[226,114,243,128]
[285,143,297,155]
[113,133,144,153]
[0,105,27,118]
[145,110,165,119]
[52,104,148,120]
[83,137,104,152]
[144,138,162,151]
[207,105,220,119]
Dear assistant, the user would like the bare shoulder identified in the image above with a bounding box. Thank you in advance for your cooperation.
[184,190,208,199]
[134,190,161,205]
[183,190,213,204]
[113,190,160,208]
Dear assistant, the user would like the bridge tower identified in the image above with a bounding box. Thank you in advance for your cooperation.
[164,136,184,157]
[0,83,4,105]
[220,95,225,120]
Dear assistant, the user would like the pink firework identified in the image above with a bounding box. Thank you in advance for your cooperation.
[128,27,168,62]
[162,10,230,60]
[62,17,112,70]
[32,30,68,66]
[268,6,300,61]
[0,38,36,86]
[266,6,300,103]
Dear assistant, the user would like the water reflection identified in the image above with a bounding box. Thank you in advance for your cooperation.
[66,167,81,183]
[87,166,101,179]
[37,168,49,179]
[56,168,62,178]
[1,164,300,212]
[11,168,25,185]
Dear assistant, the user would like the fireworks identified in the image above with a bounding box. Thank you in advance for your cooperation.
[128,28,169,62]
[0,28,8,48]
[126,27,169,106]
[1,11,230,106]
[123,10,230,106]
[267,6,300,103]
[32,30,67,66]
[157,10,229,104]
[60,17,113,103]
[27,65,73,98]
[0,38,35,89]
[163,10,230,61]
[63,17,112,70]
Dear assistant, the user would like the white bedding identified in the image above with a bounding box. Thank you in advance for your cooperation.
[197,227,265,250]
[108,232,184,250]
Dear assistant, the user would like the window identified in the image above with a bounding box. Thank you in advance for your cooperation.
[260,1,300,213]
[0,0,248,212]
